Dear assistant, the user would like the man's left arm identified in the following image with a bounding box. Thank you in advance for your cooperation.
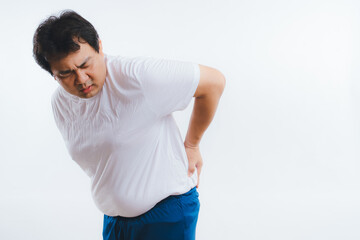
[185,64,226,188]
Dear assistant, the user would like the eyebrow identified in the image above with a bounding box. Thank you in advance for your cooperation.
[58,56,92,74]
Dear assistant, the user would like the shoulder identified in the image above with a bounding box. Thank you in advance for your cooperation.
[105,54,153,78]
[50,87,67,125]
[104,54,197,86]
[51,87,61,109]
[104,55,158,90]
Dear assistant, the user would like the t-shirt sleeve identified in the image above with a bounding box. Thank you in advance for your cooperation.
[134,57,200,117]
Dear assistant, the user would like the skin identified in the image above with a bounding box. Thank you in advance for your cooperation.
[50,40,107,98]
[49,39,226,188]
[185,65,226,188]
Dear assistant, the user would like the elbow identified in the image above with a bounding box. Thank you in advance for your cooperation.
[219,71,226,93]
[215,70,226,96]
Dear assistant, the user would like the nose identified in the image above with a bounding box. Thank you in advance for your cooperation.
[75,69,89,84]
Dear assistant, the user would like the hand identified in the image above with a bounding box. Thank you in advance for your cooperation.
[184,142,203,188]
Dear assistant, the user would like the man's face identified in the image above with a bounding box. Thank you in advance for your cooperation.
[50,40,107,98]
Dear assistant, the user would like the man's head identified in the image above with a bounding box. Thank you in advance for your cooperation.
[33,10,107,98]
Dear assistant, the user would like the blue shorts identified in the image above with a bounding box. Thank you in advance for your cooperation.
[103,187,200,240]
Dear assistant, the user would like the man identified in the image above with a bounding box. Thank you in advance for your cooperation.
[33,10,225,240]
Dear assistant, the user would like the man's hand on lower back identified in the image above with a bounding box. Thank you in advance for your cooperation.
[184,142,203,188]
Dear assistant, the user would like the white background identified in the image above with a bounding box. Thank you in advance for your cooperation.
[1,0,360,239]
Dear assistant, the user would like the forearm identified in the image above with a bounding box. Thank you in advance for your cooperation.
[185,89,224,147]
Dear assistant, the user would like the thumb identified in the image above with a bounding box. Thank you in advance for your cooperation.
[188,163,196,177]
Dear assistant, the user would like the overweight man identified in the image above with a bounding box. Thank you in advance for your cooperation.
[33,10,225,240]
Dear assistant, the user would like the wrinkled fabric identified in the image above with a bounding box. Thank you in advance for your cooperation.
[51,55,200,217]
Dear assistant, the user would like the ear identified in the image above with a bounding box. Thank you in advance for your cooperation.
[98,39,104,55]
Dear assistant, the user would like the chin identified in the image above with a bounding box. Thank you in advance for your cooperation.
[81,87,99,98]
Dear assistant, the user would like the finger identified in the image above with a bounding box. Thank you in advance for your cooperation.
[196,162,202,188]
[188,164,196,177]
[196,163,202,176]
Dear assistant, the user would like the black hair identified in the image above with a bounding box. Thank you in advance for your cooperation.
[33,10,100,75]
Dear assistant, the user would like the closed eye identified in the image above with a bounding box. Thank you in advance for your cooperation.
[78,57,92,69]
[59,71,72,77]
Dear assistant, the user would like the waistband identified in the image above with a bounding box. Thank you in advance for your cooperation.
[106,187,198,220]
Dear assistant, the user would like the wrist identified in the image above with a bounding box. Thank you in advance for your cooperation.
[184,139,200,149]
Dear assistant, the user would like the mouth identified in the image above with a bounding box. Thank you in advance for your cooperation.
[81,85,93,94]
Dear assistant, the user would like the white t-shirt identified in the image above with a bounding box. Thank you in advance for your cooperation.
[51,55,200,217]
